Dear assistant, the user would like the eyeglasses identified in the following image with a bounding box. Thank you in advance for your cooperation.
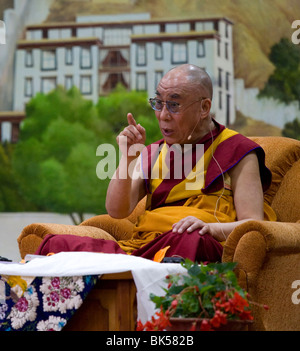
[149,97,208,114]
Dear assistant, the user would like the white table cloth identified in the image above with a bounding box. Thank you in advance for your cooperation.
[0,252,186,323]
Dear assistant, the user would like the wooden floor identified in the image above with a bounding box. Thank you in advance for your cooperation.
[63,272,137,331]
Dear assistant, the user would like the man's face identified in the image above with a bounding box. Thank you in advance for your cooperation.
[154,71,203,145]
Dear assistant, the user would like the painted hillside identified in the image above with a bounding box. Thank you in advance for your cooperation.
[45,0,300,90]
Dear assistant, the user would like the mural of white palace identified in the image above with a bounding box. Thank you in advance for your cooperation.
[13,12,235,127]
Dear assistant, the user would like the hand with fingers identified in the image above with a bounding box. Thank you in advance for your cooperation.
[172,216,224,241]
[106,113,147,218]
[117,113,146,158]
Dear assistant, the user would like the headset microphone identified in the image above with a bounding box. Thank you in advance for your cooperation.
[188,100,206,141]
[187,117,201,141]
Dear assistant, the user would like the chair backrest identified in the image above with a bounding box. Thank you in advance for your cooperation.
[250,136,300,222]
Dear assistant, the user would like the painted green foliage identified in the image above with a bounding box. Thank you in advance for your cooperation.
[11,85,160,222]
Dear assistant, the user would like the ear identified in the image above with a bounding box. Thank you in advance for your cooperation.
[200,98,212,118]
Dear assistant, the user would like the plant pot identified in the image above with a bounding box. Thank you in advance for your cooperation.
[166,318,253,331]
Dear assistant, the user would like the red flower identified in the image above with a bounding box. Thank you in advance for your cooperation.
[239,310,254,321]
[50,291,60,303]
[231,292,249,311]
[15,297,29,312]
[213,289,254,323]
[51,277,60,288]
[210,310,227,328]
[190,322,197,331]
[200,319,213,331]
[171,299,178,309]
[136,306,171,331]
[136,320,145,331]
[60,288,71,299]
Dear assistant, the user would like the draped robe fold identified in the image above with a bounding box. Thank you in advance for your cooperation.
[36,121,276,262]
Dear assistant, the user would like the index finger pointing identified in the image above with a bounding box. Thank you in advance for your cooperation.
[127,113,137,126]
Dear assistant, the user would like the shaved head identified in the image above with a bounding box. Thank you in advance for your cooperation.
[154,64,215,144]
[167,64,213,100]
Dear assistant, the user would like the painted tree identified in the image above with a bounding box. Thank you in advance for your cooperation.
[0,143,31,212]
[96,84,160,144]
[12,85,161,223]
[12,86,110,223]
[259,38,300,107]
[282,118,300,141]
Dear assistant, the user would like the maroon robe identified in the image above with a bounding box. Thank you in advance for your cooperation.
[35,121,271,263]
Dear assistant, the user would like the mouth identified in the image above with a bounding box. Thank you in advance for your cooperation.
[161,128,174,137]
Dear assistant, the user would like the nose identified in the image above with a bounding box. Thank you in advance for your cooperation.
[158,103,172,121]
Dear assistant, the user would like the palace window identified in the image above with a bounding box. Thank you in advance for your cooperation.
[80,75,92,95]
[197,41,205,57]
[65,76,73,91]
[172,43,187,64]
[136,44,146,66]
[65,47,73,65]
[155,43,163,60]
[136,72,146,91]
[41,50,56,71]
[25,50,34,67]
[24,77,33,97]
[41,77,57,94]
[80,47,92,69]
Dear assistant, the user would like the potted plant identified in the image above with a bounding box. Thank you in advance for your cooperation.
[137,259,267,331]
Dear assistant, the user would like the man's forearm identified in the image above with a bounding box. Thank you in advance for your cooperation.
[105,156,139,218]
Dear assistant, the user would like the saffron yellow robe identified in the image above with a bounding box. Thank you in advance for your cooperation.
[118,124,276,254]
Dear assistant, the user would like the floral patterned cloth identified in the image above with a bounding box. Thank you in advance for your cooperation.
[0,274,98,331]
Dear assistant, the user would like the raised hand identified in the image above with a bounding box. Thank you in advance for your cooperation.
[117,113,146,157]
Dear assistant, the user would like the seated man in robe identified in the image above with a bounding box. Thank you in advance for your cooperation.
[36,64,276,262]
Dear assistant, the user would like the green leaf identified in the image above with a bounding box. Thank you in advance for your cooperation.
[168,285,184,295]
[188,263,201,276]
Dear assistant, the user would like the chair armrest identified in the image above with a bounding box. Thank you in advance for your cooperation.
[224,220,300,261]
[223,220,300,288]
[18,223,116,258]
[80,215,135,241]
[223,220,300,331]
[79,197,147,241]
